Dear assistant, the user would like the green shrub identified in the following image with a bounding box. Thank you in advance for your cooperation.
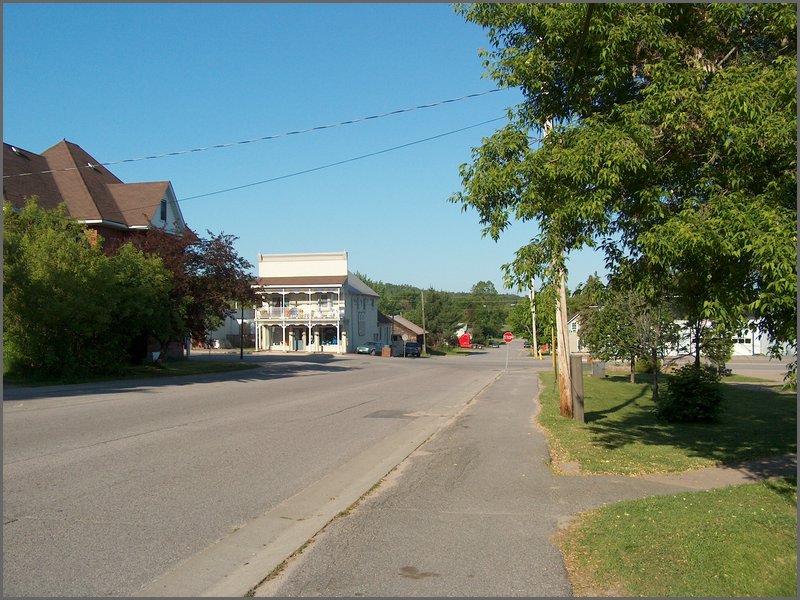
[635,356,661,374]
[656,364,723,422]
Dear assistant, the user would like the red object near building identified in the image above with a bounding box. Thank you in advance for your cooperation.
[459,333,472,348]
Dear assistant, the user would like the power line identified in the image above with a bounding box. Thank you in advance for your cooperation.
[177,116,508,203]
[4,89,509,179]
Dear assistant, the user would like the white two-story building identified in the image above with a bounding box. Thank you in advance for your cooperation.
[252,251,385,354]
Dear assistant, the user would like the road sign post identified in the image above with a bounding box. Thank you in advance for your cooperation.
[503,332,513,368]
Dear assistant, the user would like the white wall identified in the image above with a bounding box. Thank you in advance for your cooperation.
[257,252,348,278]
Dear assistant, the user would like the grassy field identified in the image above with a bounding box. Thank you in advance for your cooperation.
[3,359,259,386]
[540,371,797,596]
[558,478,797,597]
[537,372,797,475]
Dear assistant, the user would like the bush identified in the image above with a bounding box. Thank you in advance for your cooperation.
[656,364,723,423]
[635,356,661,374]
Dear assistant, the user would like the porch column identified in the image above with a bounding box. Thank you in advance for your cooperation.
[337,287,342,354]
[281,289,287,352]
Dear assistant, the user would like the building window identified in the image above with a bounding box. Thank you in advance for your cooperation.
[160,199,167,221]
[358,311,365,336]
[322,327,337,345]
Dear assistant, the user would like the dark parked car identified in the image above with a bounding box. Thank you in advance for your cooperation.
[523,340,531,348]
[489,341,500,348]
[357,341,383,355]
[404,341,420,357]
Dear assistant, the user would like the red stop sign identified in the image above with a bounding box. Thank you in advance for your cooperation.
[503,332,514,343]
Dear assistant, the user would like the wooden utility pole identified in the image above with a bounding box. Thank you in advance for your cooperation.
[556,266,573,417]
[421,289,427,355]
[529,283,539,359]
[540,116,573,418]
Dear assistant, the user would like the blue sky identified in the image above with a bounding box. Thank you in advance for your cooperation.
[3,2,606,294]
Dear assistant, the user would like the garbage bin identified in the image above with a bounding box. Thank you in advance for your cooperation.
[381,346,392,358]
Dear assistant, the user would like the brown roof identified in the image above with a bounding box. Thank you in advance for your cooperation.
[254,275,348,288]
[3,144,64,212]
[108,182,171,228]
[3,140,182,230]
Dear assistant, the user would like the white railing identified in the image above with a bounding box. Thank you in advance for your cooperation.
[257,304,344,321]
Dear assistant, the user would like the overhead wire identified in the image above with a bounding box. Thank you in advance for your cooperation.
[178,116,508,203]
[27,115,513,217]
[4,89,508,179]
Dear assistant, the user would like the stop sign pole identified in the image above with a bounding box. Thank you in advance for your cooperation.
[503,332,513,369]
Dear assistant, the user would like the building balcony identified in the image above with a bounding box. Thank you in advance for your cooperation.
[257,304,345,322]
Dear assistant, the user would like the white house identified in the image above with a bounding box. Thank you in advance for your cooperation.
[251,251,381,354]
[568,314,789,357]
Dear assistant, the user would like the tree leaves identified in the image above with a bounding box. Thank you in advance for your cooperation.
[454,3,796,352]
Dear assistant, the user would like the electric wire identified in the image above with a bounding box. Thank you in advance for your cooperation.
[177,116,507,203]
[4,89,508,179]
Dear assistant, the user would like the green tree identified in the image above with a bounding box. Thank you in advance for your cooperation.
[506,282,557,353]
[569,273,605,318]
[465,280,507,342]
[580,285,680,386]
[452,3,796,373]
[132,227,255,347]
[418,288,462,348]
[3,199,172,378]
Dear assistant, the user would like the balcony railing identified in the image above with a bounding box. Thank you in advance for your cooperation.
[257,304,344,321]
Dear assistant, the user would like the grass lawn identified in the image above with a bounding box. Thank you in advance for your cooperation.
[537,372,797,475]
[3,359,259,386]
[558,478,797,597]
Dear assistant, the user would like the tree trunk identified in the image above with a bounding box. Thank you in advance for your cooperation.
[693,322,702,368]
[555,267,573,418]
[630,353,636,384]
[651,346,659,401]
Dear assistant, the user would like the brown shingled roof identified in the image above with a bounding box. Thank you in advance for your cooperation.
[3,140,184,231]
[3,144,65,212]
[108,182,170,228]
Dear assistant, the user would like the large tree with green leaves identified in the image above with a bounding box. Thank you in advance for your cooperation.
[580,285,681,390]
[131,227,255,347]
[452,3,796,366]
[3,200,173,378]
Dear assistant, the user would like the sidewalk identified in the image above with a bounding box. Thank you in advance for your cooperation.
[254,366,794,596]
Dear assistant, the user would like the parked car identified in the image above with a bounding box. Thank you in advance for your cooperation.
[523,340,531,348]
[356,341,383,355]
[404,341,421,357]
[489,341,500,348]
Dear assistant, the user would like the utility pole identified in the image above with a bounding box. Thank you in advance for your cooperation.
[529,283,538,359]
[538,117,573,418]
[239,301,244,360]
[421,290,427,355]
[555,265,573,417]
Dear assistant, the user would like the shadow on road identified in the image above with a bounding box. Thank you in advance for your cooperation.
[3,353,357,402]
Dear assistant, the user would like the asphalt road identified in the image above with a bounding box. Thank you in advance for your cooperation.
[3,344,538,597]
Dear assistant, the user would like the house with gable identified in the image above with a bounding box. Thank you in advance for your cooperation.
[252,251,384,354]
[3,140,188,247]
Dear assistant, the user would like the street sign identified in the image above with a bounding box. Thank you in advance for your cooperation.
[503,332,513,343]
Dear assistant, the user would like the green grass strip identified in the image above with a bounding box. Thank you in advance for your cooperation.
[538,372,797,475]
[558,479,797,597]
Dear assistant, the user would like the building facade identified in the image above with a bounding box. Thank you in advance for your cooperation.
[252,252,381,354]
[3,141,188,246]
